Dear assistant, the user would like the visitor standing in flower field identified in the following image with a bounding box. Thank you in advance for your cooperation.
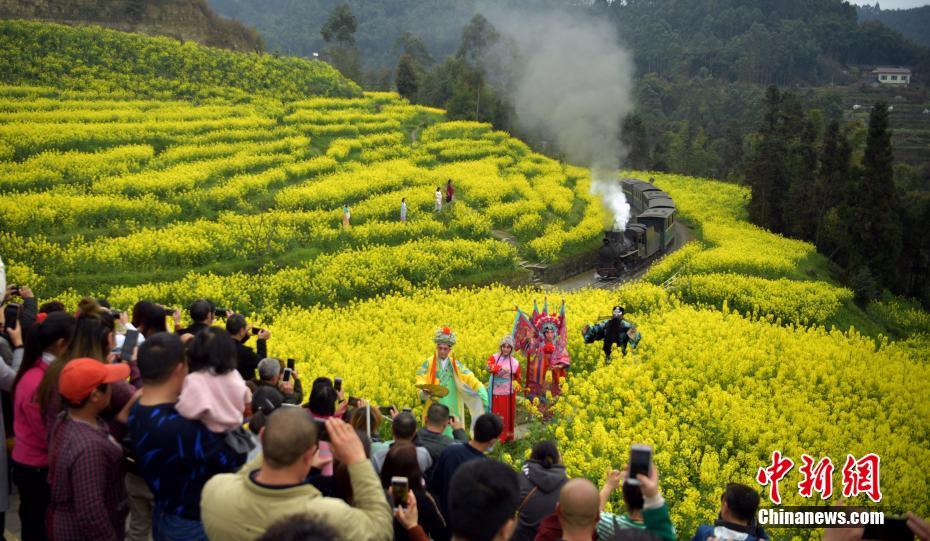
[486,335,520,442]
[434,187,442,212]
[445,180,455,205]
[400,198,407,223]
[582,306,641,361]
[415,327,488,433]
[342,203,351,228]
[513,300,570,401]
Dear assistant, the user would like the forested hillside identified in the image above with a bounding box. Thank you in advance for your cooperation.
[858,3,930,49]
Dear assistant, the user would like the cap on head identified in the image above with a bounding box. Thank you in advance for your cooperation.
[434,326,457,347]
[59,358,130,403]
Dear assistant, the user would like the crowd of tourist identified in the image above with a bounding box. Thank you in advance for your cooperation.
[0,279,927,541]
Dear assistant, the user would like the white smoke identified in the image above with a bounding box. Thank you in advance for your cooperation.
[480,7,636,230]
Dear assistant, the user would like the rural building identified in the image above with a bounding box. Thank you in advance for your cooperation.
[872,67,912,85]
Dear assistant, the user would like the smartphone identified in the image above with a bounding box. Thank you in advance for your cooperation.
[313,419,330,442]
[282,368,292,382]
[627,444,653,485]
[334,377,342,392]
[287,358,296,371]
[863,518,914,541]
[378,405,395,416]
[391,476,409,508]
[4,303,21,331]
[348,396,360,408]
[120,330,140,362]
[250,327,262,336]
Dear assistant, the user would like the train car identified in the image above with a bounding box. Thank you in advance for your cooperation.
[596,177,677,279]
[637,207,676,250]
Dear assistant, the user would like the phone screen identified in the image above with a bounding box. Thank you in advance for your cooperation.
[378,406,394,416]
[250,327,261,336]
[314,419,330,442]
[282,368,291,382]
[3,303,20,330]
[391,476,409,507]
[863,518,914,541]
[120,330,140,362]
[334,378,342,392]
[628,444,652,484]
[287,358,296,371]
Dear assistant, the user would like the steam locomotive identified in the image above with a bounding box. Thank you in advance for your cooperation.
[596,177,677,278]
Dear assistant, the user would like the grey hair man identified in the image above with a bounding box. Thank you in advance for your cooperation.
[256,358,298,404]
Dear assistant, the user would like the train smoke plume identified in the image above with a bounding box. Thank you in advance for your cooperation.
[481,8,636,229]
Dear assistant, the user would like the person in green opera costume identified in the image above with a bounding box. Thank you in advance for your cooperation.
[415,326,489,435]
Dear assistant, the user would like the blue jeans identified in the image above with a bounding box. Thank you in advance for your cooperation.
[152,506,207,541]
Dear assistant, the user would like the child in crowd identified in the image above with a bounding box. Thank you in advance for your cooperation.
[176,327,251,433]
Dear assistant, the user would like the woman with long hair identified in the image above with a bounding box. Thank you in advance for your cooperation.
[11,311,75,541]
[380,442,449,541]
[37,298,136,436]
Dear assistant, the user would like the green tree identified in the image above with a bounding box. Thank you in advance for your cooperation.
[815,121,852,252]
[456,14,500,66]
[395,54,418,100]
[785,117,819,240]
[746,86,789,233]
[321,3,362,83]
[393,32,433,68]
[321,4,358,45]
[621,114,650,170]
[846,102,902,287]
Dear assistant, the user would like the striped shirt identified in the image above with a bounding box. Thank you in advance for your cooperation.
[597,511,647,539]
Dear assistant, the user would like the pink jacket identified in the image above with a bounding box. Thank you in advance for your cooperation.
[12,358,51,467]
[176,370,250,433]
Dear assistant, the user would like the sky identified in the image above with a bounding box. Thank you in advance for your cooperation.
[849,0,929,8]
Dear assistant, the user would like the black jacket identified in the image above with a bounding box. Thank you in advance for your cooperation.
[235,337,266,381]
[429,442,485,519]
[511,460,569,541]
[416,426,468,478]
[175,321,210,336]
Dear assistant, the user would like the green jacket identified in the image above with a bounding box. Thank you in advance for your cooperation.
[201,454,393,541]
[597,494,676,541]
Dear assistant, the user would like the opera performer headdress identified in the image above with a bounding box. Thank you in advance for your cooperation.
[434,326,457,347]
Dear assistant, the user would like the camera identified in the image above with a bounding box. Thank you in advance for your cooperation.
[8,285,19,296]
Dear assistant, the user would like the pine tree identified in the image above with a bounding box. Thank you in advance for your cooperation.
[395,54,419,100]
[814,121,852,253]
[785,117,819,240]
[746,86,789,233]
[847,101,902,287]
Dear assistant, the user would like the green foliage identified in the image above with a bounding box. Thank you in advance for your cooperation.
[858,4,930,49]
[395,54,418,100]
[321,3,358,45]
[846,102,902,287]
[321,4,362,83]
[0,20,361,101]
[851,266,881,305]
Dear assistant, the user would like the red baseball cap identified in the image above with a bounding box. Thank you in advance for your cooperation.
[59,358,130,403]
